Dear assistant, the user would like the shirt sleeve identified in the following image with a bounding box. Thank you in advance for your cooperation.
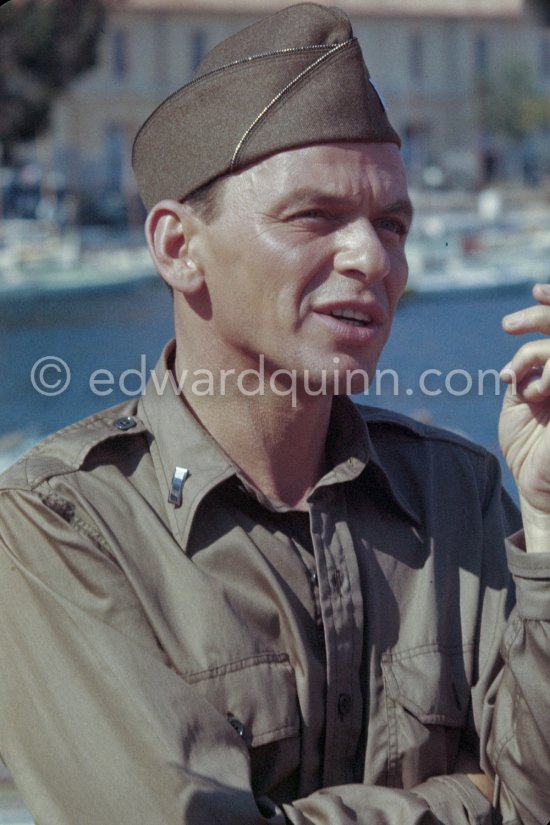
[484,535,550,825]
[0,487,267,824]
[0,483,515,825]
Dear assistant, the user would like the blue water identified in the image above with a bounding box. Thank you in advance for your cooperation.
[370,285,540,496]
[0,279,538,496]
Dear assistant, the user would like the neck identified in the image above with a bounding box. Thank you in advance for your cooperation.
[174,349,333,509]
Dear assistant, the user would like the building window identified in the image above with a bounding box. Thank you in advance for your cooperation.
[112,29,128,79]
[474,32,488,75]
[409,32,424,83]
[190,29,207,73]
[540,35,550,81]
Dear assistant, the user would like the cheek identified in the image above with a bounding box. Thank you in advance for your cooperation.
[387,254,409,307]
[265,255,327,316]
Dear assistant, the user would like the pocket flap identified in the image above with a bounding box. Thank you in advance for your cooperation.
[381,644,472,726]
[187,652,300,747]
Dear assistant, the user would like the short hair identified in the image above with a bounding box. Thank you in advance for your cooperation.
[183,174,228,223]
[161,175,228,295]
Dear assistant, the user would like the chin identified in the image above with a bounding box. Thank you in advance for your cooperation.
[297,360,376,398]
[342,370,374,396]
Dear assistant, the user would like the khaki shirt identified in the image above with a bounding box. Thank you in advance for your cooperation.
[0,343,548,825]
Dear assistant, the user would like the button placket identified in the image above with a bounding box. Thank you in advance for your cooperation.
[309,488,364,786]
[338,692,352,717]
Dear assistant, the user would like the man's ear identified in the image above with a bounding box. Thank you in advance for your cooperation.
[145,200,204,294]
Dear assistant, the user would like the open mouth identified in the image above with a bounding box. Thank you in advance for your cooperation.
[328,308,373,327]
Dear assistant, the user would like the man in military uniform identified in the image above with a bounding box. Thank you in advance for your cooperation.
[1,4,549,824]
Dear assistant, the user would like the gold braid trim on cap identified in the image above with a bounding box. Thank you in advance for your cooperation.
[230,39,355,170]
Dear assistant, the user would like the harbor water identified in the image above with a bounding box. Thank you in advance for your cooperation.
[0,277,540,497]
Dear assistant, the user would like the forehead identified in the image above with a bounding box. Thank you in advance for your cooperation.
[231,142,408,206]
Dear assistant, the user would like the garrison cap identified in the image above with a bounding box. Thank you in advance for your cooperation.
[132,2,401,211]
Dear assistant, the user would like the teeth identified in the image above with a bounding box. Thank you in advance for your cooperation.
[330,308,373,325]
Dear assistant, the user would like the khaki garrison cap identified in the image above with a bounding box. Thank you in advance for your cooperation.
[132,2,401,211]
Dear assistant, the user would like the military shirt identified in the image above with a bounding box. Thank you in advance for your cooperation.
[0,343,549,825]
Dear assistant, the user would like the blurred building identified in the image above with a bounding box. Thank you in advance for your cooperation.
[33,0,550,220]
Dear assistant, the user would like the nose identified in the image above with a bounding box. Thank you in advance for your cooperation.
[333,219,391,283]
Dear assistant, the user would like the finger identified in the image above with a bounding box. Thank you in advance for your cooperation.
[532,282,550,305]
[501,369,545,404]
[502,304,550,336]
[500,341,550,401]
[537,357,550,397]
[501,339,550,379]
[502,284,550,335]
[504,370,544,404]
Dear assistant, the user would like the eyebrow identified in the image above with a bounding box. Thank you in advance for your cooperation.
[280,187,361,209]
[381,198,414,223]
[278,189,414,222]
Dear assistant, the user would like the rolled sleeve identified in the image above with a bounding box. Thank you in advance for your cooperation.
[284,778,494,825]
[484,536,550,824]
[413,774,495,825]
[506,534,550,620]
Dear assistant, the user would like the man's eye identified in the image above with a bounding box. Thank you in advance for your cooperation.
[377,217,407,237]
[294,209,328,220]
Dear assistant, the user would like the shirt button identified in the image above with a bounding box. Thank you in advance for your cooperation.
[228,717,245,737]
[338,693,352,717]
[310,571,318,586]
[114,416,137,431]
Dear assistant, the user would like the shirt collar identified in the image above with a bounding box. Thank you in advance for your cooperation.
[138,342,236,549]
[354,405,423,526]
[319,398,421,525]
[138,342,419,550]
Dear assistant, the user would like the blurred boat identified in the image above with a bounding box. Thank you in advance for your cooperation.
[0,219,156,303]
[406,207,550,294]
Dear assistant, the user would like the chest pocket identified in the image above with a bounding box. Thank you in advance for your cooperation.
[381,644,472,789]
[186,652,301,800]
